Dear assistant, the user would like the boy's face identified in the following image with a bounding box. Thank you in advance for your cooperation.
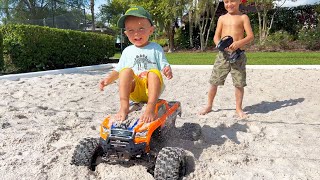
[124,16,154,47]
[223,0,241,14]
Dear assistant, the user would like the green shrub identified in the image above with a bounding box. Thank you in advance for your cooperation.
[265,30,294,51]
[298,26,320,50]
[0,32,3,72]
[152,38,168,47]
[174,28,190,50]
[1,24,115,74]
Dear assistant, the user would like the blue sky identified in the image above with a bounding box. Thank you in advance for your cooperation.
[281,0,319,7]
[94,0,319,14]
[94,0,106,14]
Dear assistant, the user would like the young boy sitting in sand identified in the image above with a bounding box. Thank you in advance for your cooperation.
[99,6,173,123]
[199,0,254,119]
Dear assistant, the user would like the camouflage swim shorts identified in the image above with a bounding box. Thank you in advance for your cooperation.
[209,51,247,87]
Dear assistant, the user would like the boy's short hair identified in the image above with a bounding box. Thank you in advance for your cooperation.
[117,6,153,28]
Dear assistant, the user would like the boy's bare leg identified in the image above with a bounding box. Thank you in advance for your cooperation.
[235,86,247,119]
[140,72,160,123]
[116,69,135,121]
[199,85,218,115]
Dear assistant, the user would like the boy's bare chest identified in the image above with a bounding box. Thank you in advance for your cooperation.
[222,19,243,29]
[221,19,244,39]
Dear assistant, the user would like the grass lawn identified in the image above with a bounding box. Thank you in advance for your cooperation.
[114,52,320,65]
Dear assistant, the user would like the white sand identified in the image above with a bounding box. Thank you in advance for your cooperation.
[1,66,320,179]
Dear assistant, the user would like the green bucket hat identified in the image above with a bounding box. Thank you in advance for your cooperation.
[117,6,153,28]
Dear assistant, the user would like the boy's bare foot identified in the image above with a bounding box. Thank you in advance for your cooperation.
[235,110,248,119]
[115,108,129,121]
[140,109,157,123]
[199,106,212,115]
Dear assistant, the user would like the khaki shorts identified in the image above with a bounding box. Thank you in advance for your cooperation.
[209,51,247,87]
[119,68,164,102]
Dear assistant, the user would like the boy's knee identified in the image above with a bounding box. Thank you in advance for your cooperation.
[119,68,134,78]
[147,70,162,82]
[147,73,161,87]
[148,71,159,78]
[147,70,164,92]
[120,68,134,74]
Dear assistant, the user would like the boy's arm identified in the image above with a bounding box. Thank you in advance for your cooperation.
[99,48,126,91]
[155,44,172,79]
[214,17,223,46]
[99,70,119,91]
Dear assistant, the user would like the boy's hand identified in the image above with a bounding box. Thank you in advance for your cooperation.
[162,66,173,79]
[228,41,241,51]
[99,70,119,91]
[99,79,108,91]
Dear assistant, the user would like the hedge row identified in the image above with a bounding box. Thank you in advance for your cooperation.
[0,33,3,70]
[0,24,115,74]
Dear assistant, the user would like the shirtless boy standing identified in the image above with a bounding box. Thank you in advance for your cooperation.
[199,0,254,119]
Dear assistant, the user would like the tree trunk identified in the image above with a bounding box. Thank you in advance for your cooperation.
[198,1,219,51]
[199,20,207,51]
[168,25,175,52]
[198,3,209,51]
[254,3,262,43]
[205,4,219,49]
[189,10,194,48]
[4,1,10,24]
[90,0,95,31]
[166,21,175,53]
[200,34,205,51]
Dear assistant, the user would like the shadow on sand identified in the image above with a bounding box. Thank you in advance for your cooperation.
[166,122,249,175]
[243,98,305,114]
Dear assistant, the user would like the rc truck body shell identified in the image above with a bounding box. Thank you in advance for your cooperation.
[99,100,181,158]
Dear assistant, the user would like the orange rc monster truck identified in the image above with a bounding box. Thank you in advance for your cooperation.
[71,99,187,179]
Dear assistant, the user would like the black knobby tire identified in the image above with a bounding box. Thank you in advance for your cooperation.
[154,147,187,180]
[70,137,103,171]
